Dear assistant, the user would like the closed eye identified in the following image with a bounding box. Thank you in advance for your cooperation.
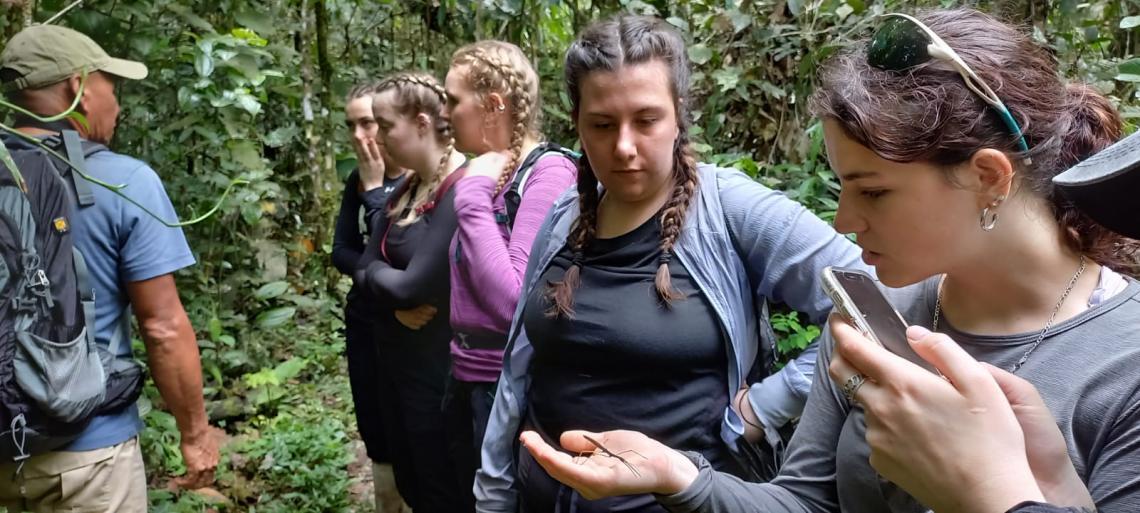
[861,189,888,199]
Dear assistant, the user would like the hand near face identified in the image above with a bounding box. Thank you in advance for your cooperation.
[519,429,699,499]
[828,319,1080,513]
[464,150,513,181]
[355,138,388,191]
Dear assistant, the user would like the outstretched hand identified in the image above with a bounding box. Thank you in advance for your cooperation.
[519,429,699,500]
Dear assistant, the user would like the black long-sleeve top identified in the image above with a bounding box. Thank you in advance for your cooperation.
[353,180,461,311]
[331,170,406,276]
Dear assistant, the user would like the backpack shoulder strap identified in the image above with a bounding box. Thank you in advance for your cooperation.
[59,130,106,208]
[504,143,579,229]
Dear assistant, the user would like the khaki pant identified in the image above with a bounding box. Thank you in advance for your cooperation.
[373,462,411,513]
[0,437,147,513]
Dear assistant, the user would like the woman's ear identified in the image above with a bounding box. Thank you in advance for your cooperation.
[965,148,1016,208]
[415,112,433,136]
[484,92,506,114]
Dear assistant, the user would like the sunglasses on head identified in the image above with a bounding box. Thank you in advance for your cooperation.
[868,13,1031,159]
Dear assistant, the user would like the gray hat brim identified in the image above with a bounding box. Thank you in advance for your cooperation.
[101,57,148,81]
[1053,130,1140,239]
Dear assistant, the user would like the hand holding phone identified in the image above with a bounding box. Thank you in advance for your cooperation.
[822,267,937,374]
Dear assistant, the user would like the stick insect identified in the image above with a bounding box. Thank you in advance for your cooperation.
[574,435,648,478]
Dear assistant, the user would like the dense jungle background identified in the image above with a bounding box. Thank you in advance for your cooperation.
[2,0,1138,510]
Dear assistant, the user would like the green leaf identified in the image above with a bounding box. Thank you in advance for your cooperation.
[712,68,742,91]
[0,141,25,191]
[1121,16,1140,29]
[228,140,264,170]
[1118,58,1140,76]
[167,4,216,33]
[273,357,308,381]
[194,51,214,78]
[207,317,224,340]
[665,16,689,32]
[1114,73,1140,82]
[727,9,752,33]
[836,3,855,19]
[255,281,290,300]
[255,306,295,329]
[688,44,714,65]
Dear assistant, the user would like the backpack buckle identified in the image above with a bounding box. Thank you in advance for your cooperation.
[29,269,49,291]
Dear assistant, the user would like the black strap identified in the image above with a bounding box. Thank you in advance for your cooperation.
[10,117,107,208]
[61,131,96,207]
[503,143,578,229]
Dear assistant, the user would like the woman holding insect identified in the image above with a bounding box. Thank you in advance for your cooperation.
[474,15,864,513]
[519,9,1140,513]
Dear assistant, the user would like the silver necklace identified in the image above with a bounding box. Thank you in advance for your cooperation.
[932,255,1087,373]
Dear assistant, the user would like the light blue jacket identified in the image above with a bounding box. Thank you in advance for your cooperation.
[475,165,866,512]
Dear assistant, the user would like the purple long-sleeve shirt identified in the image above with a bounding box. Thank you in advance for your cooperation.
[449,154,577,382]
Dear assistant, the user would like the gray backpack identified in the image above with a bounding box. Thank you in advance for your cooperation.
[0,129,142,473]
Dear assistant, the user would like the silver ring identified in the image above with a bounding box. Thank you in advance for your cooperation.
[842,373,868,403]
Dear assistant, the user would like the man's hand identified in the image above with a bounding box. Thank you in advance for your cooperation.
[172,429,220,490]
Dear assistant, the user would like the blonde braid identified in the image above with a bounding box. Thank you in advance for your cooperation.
[452,41,541,197]
[375,72,456,226]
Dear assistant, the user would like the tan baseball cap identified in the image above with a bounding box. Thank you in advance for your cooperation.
[1,24,148,91]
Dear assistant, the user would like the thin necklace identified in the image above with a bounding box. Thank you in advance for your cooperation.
[932,255,1087,373]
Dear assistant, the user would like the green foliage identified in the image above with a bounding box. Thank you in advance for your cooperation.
[231,411,355,512]
[771,311,823,356]
[9,0,1140,508]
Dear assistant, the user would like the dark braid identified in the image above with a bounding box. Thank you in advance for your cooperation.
[655,131,700,303]
[545,155,600,318]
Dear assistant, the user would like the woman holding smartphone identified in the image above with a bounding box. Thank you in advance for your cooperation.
[519,9,1140,513]
[825,130,1140,513]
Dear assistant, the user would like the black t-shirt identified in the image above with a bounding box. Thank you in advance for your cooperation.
[523,215,735,471]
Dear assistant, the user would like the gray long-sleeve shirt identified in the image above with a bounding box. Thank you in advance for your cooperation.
[659,276,1140,513]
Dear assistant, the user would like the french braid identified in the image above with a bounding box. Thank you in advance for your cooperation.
[451,41,540,197]
[375,72,456,226]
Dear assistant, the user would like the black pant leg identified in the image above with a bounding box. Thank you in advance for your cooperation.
[391,343,472,513]
[344,314,388,462]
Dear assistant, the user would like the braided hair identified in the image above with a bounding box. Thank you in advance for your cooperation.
[547,15,700,318]
[374,72,456,226]
[451,40,542,197]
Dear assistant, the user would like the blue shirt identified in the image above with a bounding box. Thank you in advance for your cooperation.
[63,148,195,451]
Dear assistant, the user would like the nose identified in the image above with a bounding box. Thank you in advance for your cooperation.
[614,123,637,163]
[832,190,868,237]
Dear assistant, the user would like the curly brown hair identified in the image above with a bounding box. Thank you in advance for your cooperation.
[810,8,1140,276]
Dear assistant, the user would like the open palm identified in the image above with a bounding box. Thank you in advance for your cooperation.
[519,429,699,500]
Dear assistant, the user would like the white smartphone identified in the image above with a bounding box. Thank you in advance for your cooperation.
[822,267,937,373]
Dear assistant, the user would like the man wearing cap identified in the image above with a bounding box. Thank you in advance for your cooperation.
[0,24,217,511]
